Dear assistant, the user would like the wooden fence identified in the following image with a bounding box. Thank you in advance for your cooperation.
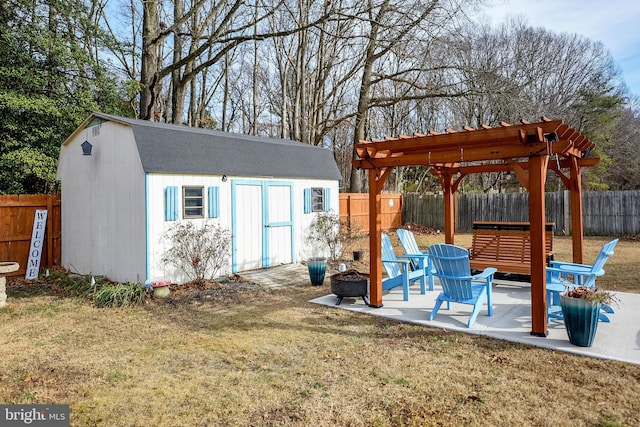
[2,190,634,279]
[0,194,61,277]
[405,190,640,236]
[339,193,403,233]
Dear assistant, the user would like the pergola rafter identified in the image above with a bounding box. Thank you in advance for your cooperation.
[352,118,598,336]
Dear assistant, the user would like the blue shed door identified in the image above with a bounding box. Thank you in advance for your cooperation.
[231,180,294,273]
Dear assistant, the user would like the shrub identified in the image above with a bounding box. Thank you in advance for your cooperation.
[161,222,231,281]
[307,211,341,262]
[51,272,101,296]
[48,271,147,307]
[307,211,362,263]
[93,282,146,307]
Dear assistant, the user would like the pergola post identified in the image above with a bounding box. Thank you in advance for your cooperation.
[529,154,548,336]
[569,158,585,264]
[442,172,455,244]
[368,168,390,308]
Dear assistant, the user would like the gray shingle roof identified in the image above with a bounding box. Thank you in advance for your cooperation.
[93,113,341,180]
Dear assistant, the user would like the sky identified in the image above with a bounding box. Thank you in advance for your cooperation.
[476,0,640,97]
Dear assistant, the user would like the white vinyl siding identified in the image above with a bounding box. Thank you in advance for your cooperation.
[58,121,146,283]
[147,173,229,283]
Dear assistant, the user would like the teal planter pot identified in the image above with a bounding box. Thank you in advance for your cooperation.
[307,257,327,286]
[560,294,601,347]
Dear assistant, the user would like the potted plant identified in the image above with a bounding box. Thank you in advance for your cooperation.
[559,286,616,347]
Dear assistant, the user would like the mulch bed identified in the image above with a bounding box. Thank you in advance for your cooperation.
[165,275,264,302]
[153,276,266,307]
[6,266,88,298]
[5,270,265,306]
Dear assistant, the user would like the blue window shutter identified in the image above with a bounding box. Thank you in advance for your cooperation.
[208,186,220,218]
[165,186,178,221]
[170,186,179,220]
[323,187,331,211]
[304,188,312,214]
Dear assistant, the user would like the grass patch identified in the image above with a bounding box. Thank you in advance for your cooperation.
[9,271,148,308]
[1,236,639,425]
[105,370,126,386]
[93,282,146,307]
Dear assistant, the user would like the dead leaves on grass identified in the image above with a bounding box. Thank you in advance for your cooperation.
[400,223,441,235]
[490,353,511,364]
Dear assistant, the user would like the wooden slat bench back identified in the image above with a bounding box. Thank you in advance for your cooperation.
[469,222,555,276]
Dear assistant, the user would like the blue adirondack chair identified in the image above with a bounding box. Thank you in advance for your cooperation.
[546,238,619,322]
[381,233,426,301]
[396,229,434,291]
[428,244,496,328]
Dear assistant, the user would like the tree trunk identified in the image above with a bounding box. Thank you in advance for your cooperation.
[222,47,229,130]
[189,74,197,126]
[349,3,382,192]
[170,0,184,124]
[140,0,159,120]
[251,3,259,135]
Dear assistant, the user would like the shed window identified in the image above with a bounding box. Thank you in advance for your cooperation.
[183,186,204,218]
[304,187,330,213]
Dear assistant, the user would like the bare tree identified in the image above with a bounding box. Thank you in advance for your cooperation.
[138,0,331,123]
[98,0,636,191]
[346,0,476,192]
[603,105,640,189]
[442,19,625,192]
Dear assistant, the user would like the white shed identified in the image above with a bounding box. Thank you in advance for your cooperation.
[56,112,341,284]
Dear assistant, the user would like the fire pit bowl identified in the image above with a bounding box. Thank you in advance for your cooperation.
[330,270,369,306]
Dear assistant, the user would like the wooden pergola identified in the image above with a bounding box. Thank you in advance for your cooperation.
[352,117,598,336]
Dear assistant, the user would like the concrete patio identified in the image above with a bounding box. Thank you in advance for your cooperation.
[240,263,640,365]
[311,278,640,365]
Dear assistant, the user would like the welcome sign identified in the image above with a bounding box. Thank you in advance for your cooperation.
[26,209,47,280]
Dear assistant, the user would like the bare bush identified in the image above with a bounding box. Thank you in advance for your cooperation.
[161,222,231,281]
[308,211,363,263]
